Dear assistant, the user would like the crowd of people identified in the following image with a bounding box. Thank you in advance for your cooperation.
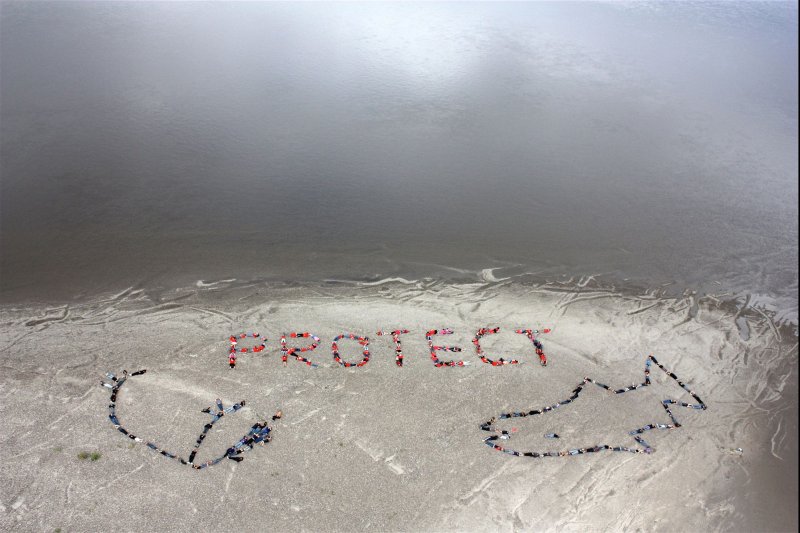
[480,355,706,457]
[103,351,704,468]
[227,328,551,368]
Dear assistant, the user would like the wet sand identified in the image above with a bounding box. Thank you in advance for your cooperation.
[0,278,796,531]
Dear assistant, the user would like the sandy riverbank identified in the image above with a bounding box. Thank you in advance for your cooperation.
[0,278,796,531]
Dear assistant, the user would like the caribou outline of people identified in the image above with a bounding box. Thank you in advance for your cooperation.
[102,369,282,470]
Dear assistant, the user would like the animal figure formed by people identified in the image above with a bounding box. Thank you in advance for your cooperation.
[480,355,706,457]
[102,370,282,469]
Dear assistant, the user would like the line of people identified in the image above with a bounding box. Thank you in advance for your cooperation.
[474,327,518,365]
[514,329,549,366]
[376,329,410,367]
[331,333,371,368]
[280,332,321,367]
[228,332,266,369]
[425,328,470,367]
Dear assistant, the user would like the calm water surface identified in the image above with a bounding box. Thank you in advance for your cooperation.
[1,2,797,315]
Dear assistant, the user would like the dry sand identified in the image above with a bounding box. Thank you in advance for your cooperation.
[0,278,796,532]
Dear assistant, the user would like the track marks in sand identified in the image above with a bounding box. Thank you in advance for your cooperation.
[290,408,322,426]
[196,279,237,289]
[186,306,234,323]
[770,416,786,461]
[77,302,184,326]
[83,463,145,496]
[142,373,222,403]
[24,306,69,327]
[456,461,514,506]
[46,388,95,431]
[353,440,406,475]
[384,455,405,475]
[627,301,660,316]
[20,287,205,328]
[149,486,200,515]
[220,465,237,504]
[0,330,35,353]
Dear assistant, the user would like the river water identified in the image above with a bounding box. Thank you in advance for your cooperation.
[1,1,797,318]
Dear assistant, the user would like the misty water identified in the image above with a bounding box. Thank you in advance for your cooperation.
[1,2,797,316]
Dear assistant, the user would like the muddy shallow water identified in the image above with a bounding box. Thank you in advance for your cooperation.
[1,2,797,317]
